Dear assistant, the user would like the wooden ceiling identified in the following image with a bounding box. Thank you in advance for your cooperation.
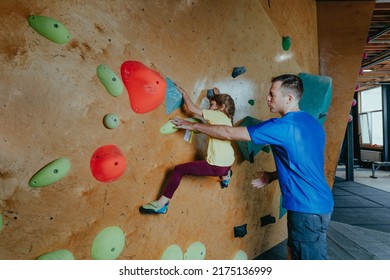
[358,2,390,91]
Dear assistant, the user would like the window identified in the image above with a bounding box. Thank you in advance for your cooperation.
[358,87,383,147]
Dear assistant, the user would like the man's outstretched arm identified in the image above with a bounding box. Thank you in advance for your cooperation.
[171,117,251,142]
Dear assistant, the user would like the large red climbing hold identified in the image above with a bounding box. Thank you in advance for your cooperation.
[121,61,166,114]
[90,145,126,183]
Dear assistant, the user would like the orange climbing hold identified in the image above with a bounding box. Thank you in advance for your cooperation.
[121,61,166,114]
[90,145,126,183]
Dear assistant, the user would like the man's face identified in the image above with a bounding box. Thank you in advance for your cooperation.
[266,81,288,115]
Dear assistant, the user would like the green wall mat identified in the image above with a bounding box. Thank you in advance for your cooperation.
[36,249,75,260]
[29,157,71,188]
[27,15,70,44]
[91,226,125,260]
[184,241,206,260]
[160,244,183,260]
[97,64,124,97]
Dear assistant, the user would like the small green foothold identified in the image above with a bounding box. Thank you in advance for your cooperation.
[282,36,291,51]
[97,64,124,97]
[248,99,255,106]
[161,244,183,260]
[184,241,206,260]
[103,113,120,129]
[27,15,71,44]
[36,249,75,260]
[233,250,248,260]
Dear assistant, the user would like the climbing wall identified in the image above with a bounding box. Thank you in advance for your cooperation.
[1,0,321,259]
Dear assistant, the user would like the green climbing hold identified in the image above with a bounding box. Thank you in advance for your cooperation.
[282,36,291,51]
[36,249,75,260]
[262,144,271,153]
[233,250,248,260]
[160,118,199,135]
[161,244,183,260]
[184,241,206,260]
[237,116,270,163]
[160,119,179,134]
[248,99,255,106]
[279,195,287,219]
[27,15,70,44]
[103,113,120,129]
[29,157,71,188]
[298,72,332,126]
[91,226,125,260]
[97,64,124,97]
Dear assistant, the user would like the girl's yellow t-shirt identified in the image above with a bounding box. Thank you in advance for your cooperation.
[202,109,235,167]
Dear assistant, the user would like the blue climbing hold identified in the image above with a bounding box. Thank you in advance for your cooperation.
[207,89,214,99]
[260,214,276,227]
[165,77,183,114]
[231,67,246,78]
[234,224,247,238]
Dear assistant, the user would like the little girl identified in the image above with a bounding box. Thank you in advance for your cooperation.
[140,84,236,214]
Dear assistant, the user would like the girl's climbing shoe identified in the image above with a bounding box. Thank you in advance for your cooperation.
[220,169,233,189]
[140,201,169,214]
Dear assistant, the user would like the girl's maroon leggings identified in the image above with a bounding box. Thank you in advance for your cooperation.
[163,160,231,199]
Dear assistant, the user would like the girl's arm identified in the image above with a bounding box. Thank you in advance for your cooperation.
[175,84,203,117]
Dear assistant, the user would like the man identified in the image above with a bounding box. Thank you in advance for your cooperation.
[171,74,334,260]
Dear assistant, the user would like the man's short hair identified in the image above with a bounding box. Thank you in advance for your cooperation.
[271,74,303,98]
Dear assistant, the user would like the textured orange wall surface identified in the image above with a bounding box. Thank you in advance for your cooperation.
[260,0,319,74]
[0,0,327,260]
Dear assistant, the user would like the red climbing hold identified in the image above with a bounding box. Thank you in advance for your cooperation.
[90,145,126,183]
[120,61,166,114]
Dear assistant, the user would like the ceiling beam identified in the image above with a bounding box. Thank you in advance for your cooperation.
[362,48,390,67]
[369,25,390,41]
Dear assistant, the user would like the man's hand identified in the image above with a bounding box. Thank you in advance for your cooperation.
[251,171,276,189]
[170,117,195,131]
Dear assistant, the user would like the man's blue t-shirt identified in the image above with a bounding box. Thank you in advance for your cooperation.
[247,111,334,214]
